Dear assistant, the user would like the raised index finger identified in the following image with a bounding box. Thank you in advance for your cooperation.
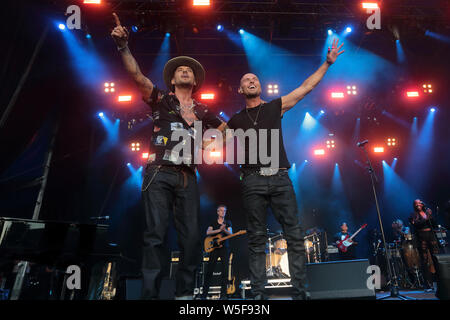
[112,12,121,26]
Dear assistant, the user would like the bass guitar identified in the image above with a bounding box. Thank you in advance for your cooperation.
[204,230,247,253]
[226,253,235,295]
[336,224,367,253]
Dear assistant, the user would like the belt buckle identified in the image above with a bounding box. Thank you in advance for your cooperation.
[259,167,279,176]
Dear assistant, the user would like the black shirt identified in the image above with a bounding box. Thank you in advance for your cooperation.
[144,87,223,170]
[227,98,290,169]
[210,219,232,238]
[409,209,436,232]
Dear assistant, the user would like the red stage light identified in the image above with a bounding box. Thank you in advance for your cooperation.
[142,153,149,159]
[118,95,132,102]
[331,92,345,99]
[84,0,101,4]
[200,93,215,100]
[193,0,210,6]
[374,147,384,153]
[210,151,221,157]
[406,91,419,97]
[362,3,378,9]
[314,149,325,156]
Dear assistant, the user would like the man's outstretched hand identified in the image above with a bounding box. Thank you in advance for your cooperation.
[111,13,129,48]
[326,38,345,65]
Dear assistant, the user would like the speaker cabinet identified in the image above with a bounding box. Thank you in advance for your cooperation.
[435,254,450,300]
[306,259,375,299]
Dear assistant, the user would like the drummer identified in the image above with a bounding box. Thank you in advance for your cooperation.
[391,219,411,243]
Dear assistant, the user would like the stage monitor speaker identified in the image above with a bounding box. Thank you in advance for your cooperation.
[306,259,375,299]
[435,254,450,300]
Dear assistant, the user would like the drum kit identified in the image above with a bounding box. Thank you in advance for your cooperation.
[265,229,323,278]
[378,233,425,288]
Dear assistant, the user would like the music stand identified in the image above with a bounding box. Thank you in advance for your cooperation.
[358,141,415,300]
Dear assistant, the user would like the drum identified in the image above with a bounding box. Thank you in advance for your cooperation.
[402,241,420,270]
[304,239,313,253]
[274,239,287,254]
[279,253,290,277]
[266,252,283,269]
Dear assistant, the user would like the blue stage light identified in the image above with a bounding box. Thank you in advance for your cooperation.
[346,27,352,33]
[320,110,325,114]
[127,163,131,166]
[131,26,138,33]
[328,29,333,35]
[165,32,171,37]
[217,25,223,31]
[58,23,66,30]
[430,107,436,112]
[239,29,245,35]
[86,34,92,39]
[98,112,104,117]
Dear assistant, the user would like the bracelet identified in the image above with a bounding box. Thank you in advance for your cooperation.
[117,44,128,51]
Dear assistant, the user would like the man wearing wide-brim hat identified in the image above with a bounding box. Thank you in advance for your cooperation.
[111,13,226,300]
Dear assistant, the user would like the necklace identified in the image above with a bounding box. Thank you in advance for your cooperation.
[179,101,194,111]
[246,103,262,126]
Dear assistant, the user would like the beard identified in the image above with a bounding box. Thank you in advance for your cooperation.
[244,92,260,99]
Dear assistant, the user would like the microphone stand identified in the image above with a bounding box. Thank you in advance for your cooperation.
[358,143,414,300]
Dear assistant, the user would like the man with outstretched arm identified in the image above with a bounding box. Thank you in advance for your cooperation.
[226,39,344,300]
[111,13,226,300]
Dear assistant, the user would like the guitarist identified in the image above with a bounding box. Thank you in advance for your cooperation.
[334,222,356,260]
[201,205,233,300]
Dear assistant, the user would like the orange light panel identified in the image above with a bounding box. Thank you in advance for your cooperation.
[374,147,384,153]
[406,91,419,97]
[331,92,344,98]
[118,95,132,102]
[193,0,210,6]
[314,149,325,156]
[201,93,215,100]
[362,3,378,9]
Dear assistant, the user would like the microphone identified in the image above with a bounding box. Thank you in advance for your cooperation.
[357,140,369,147]
[90,216,110,220]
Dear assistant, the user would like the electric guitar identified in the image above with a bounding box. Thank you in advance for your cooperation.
[204,230,247,253]
[226,253,235,295]
[336,224,367,253]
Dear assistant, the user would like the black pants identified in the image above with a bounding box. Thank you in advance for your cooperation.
[202,246,229,297]
[416,230,439,286]
[241,170,307,298]
[141,165,201,299]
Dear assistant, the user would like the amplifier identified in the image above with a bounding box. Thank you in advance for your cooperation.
[435,254,450,300]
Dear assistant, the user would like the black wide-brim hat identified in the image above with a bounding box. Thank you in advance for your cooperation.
[163,56,205,93]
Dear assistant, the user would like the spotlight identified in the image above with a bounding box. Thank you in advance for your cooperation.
[127,162,131,166]
[320,110,325,114]
[374,147,385,153]
[346,27,352,33]
[239,29,245,35]
[346,85,357,95]
[165,32,171,37]
[326,140,336,149]
[58,23,66,30]
[267,84,279,95]
[219,111,224,115]
[142,153,149,159]
[84,0,101,3]
[387,138,397,146]
[430,107,436,112]
[98,112,104,117]
[328,29,333,36]
[131,142,140,152]
[86,33,92,39]
[423,84,433,94]
[217,25,224,31]
[131,26,138,33]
